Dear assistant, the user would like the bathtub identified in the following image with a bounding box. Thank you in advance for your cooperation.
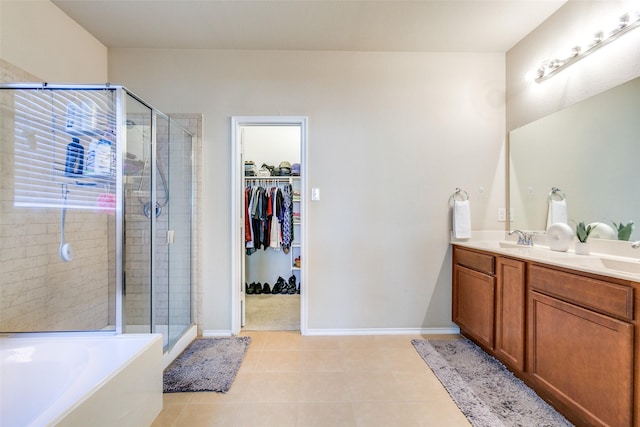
[0,334,163,427]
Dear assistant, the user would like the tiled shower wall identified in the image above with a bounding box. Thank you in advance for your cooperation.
[0,60,113,332]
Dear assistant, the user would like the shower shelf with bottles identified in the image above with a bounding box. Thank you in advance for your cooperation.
[8,84,119,211]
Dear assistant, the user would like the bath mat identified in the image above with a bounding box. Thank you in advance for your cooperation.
[163,336,251,393]
[411,338,573,427]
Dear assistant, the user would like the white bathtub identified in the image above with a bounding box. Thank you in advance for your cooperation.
[0,334,163,427]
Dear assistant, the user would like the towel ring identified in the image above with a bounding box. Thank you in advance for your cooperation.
[449,188,469,206]
[548,187,566,202]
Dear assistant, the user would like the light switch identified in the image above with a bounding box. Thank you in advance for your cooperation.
[311,188,320,201]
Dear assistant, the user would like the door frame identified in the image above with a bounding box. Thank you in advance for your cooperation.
[230,116,308,335]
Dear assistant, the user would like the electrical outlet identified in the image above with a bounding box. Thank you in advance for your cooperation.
[497,208,506,222]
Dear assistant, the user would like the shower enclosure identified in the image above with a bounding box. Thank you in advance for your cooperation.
[0,84,193,352]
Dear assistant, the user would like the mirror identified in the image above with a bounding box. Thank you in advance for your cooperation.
[509,76,640,241]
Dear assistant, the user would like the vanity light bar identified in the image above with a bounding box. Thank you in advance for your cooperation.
[534,10,640,83]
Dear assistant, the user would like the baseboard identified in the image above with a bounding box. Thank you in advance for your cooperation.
[201,327,460,337]
[303,327,461,336]
[201,329,234,337]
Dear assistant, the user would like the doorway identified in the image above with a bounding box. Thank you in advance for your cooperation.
[231,117,308,335]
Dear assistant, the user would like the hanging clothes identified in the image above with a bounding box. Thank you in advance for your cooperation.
[269,186,283,250]
[281,184,294,253]
[245,181,292,255]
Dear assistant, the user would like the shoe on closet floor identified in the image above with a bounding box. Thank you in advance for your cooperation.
[262,282,271,293]
[272,277,284,294]
[254,283,262,294]
[286,275,297,294]
[246,282,254,294]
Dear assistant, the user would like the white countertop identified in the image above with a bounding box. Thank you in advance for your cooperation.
[452,239,640,283]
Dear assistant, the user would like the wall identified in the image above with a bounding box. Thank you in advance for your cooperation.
[506,0,640,130]
[108,49,507,333]
[0,0,107,83]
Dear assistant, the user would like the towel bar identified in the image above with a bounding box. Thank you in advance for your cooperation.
[548,187,566,201]
[449,188,469,206]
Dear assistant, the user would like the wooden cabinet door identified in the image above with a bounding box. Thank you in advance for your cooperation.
[495,257,525,372]
[528,291,634,427]
[453,264,495,349]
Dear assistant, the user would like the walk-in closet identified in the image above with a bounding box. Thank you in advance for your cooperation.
[241,124,302,331]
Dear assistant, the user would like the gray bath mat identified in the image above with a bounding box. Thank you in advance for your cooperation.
[412,338,573,427]
[164,336,251,393]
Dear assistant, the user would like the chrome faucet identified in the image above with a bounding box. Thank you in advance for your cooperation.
[509,229,534,246]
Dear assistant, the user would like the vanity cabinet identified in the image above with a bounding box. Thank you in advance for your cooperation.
[452,247,525,369]
[528,265,634,427]
[452,245,639,427]
[495,257,526,372]
[452,248,496,349]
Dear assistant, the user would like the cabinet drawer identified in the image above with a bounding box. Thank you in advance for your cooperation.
[529,264,633,321]
[454,247,495,275]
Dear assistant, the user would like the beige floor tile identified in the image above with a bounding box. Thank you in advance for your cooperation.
[341,347,388,372]
[150,405,183,427]
[256,349,302,372]
[380,347,433,372]
[241,372,301,403]
[301,335,342,351]
[263,331,303,350]
[240,331,269,351]
[300,349,344,372]
[237,349,261,373]
[299,371,352,402]
[390,370,451,401]
[296,402,357,427]
[345,371,404,401]
[352,401,470,427]
[337,335,379,350]
[152,334,473,427]
[371,334,424,349]
[172,403,235,427]
[162,392,194,407]
[233,402,298,427]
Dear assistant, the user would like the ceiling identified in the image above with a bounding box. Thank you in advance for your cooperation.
[52,0,566,52]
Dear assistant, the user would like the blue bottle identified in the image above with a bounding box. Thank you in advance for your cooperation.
[65,137,84,176]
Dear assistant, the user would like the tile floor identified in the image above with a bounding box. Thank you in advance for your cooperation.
[152,331,470,427]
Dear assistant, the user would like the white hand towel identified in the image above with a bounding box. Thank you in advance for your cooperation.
[453,200,472,239]
[546,199,568,229]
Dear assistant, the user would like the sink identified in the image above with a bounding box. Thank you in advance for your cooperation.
[498,242,522,249]
[599,258,640,275]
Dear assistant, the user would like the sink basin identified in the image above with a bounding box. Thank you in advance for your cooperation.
[599,258,640,275]
[499,242,523,249]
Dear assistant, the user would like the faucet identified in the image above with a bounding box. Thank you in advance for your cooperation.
[509,229,534,246]
[632,241,640,249]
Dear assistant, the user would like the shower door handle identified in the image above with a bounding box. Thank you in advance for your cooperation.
[167,230,175,244]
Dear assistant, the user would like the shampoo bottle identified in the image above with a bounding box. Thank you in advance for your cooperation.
[64,137,85,176]
[85,139,97,176]
[94,139,112,176]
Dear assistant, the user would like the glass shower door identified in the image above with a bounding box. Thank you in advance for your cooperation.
[165,118,192,349]
[123,94,153,335]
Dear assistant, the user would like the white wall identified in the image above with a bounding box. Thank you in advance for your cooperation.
[108,49,506,333]
[0,0,107,83]
[506,0,640,130]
